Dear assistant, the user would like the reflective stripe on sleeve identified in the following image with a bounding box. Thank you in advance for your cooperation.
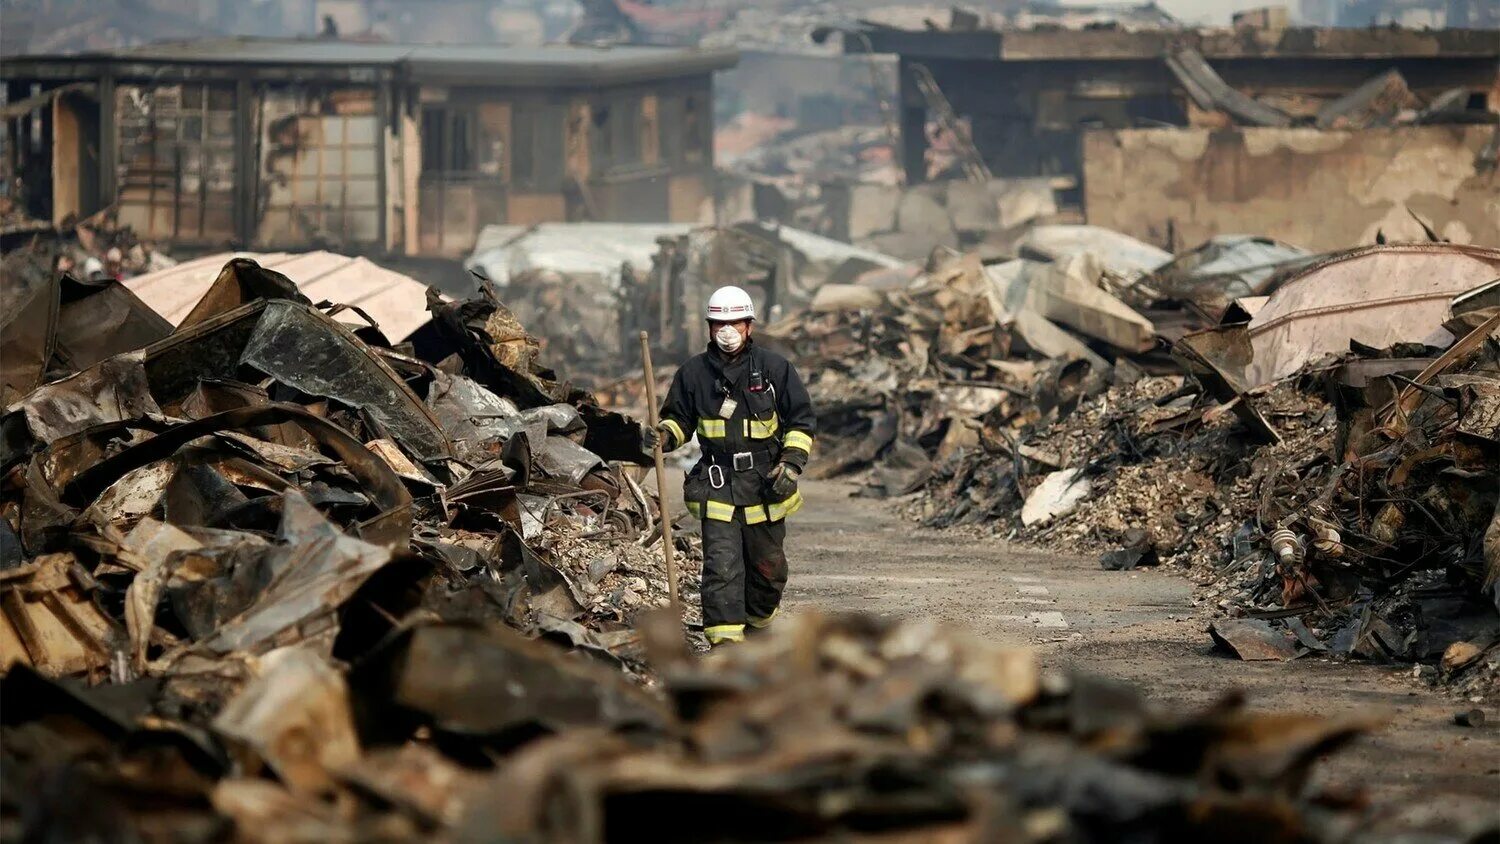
[698,418,727,438]
[685,500,702,518]
[661,418,686,449]
[767,490,804,521]
[783,430,813,453]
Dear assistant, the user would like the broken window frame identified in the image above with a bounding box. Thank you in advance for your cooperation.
[420,106,477,175]
[257,86,381,248]
[115,82,237,244]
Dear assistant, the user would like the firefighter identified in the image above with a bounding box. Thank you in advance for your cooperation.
[643,285,815,646]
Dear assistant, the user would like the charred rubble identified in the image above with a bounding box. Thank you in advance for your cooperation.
[2,252,1486,842]
[761,237,1500,696]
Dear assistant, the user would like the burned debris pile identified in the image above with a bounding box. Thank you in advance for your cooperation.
[0,254,1432,840]
[1,257,700,672]
[768,238,1500,693]
[467,611,1410,843]
[0,254,715,831]
[7,599,1444,842]
[1,205,177,282]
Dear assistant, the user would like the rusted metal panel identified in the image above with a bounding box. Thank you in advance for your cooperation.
[50,92,79,223]
[1244,243,1500,386]
[565,99,591,184]
[0,553,118,677]
[124,250,441,342]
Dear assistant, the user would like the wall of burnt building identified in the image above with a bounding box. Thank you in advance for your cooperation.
[1083,124,1500,251]
[897,52,1498,185]
[3,71,716,258]
[413,77,713,256]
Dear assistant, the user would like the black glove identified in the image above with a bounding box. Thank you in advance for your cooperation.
[642,423,670,453]
[768,462,800,498]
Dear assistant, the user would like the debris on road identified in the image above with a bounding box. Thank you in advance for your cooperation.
[7,599,1440,841]
[762,238,1500,695]
[3,247,1477,842]
[1453,708,1486,728]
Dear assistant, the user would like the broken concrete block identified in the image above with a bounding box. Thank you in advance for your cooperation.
[810,284,884,314]
[847,184,902,241]
[945,180,1000,233]
[895,191,958,248]
[991,178,1058,229]
[1020,468,1092,526]
[861,231,944,263]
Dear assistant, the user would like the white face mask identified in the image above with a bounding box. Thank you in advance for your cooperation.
[714,324,744,354]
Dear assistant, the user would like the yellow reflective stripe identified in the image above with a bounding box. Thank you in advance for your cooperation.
[661,419,686,449]
[704,500,736,522]
[742,504,770,525]
[745,414,779,439]
[748,607,779,629]
[697,419,726,438]
[705,624,745,643]
[783,430,813,453]
[685,500,702,518]
[767,490,804,521]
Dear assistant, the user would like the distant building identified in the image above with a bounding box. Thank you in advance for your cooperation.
[837,20,1499,250]
[2,37,736,256]
[841,22,1499,185]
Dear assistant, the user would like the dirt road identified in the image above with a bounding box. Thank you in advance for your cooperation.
[777,478,1500,826]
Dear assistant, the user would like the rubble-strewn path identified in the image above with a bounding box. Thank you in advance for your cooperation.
[784,479,1500,824]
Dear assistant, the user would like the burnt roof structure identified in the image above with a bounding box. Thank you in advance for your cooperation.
[847,22,1500,62]
[3,37,738,86]
[830,22,1499,185]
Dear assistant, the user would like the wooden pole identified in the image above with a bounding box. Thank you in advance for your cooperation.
[639,331,680,609]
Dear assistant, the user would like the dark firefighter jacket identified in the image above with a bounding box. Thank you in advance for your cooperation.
[659,340,815,523]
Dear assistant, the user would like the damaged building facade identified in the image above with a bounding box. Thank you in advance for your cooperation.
[2,38,735,256]
[844,22,1499,249]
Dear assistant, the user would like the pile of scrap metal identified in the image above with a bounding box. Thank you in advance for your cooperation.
[758,226,1280,497]
[910,242,1500,692]
[8,600,1457,842]
[0,255,720,832]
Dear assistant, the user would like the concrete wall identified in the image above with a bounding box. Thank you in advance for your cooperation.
[1082,125,1499,251]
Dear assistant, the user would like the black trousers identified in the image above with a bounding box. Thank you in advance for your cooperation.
[700,513,788,632]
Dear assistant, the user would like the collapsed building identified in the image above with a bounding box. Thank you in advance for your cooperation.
[782,15,1500,251]
[758,227,1500,696]
[1,37,736,257]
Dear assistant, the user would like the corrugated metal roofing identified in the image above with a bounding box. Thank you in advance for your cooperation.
[465,223,903,290]
[1244,243,1500,386]
[124,251,441,342]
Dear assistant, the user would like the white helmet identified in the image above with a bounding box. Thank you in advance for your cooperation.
[706,285,756,322]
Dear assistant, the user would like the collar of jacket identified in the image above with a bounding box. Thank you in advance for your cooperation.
[705,338,755,373]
